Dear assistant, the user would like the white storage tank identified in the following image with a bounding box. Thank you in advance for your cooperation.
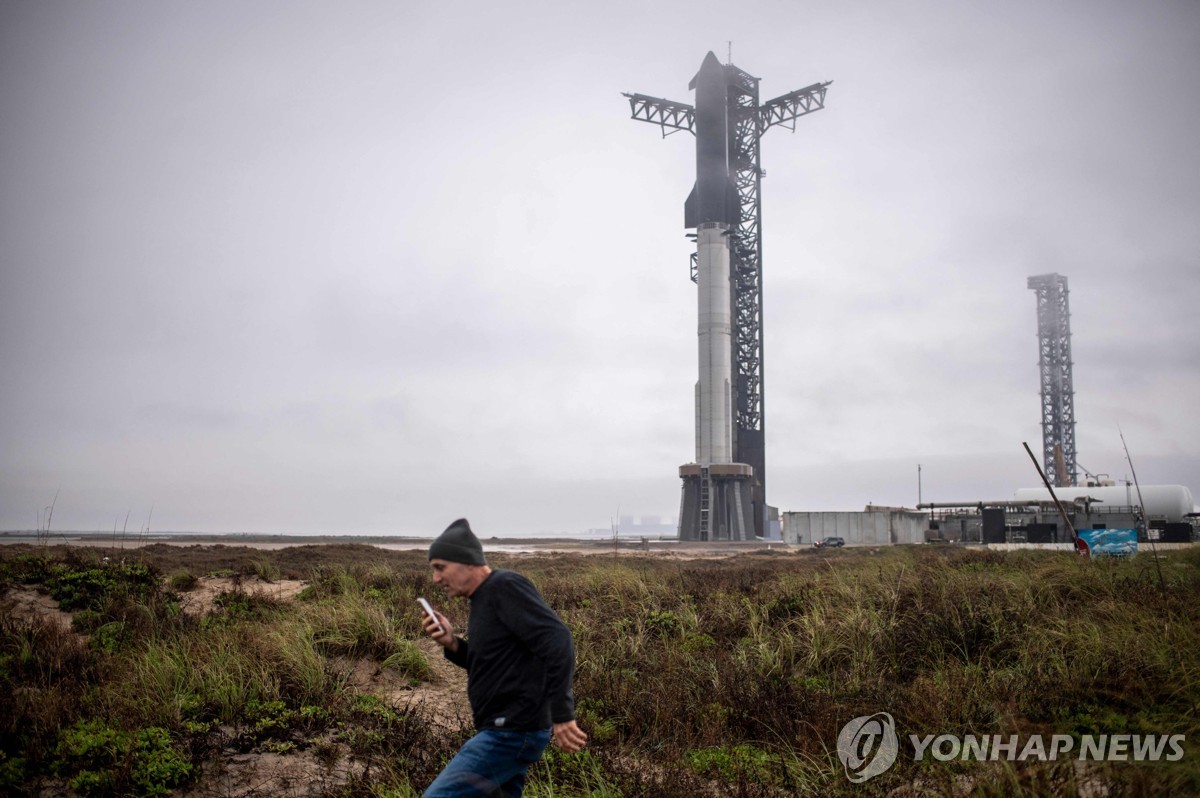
[1013,485,1196,522]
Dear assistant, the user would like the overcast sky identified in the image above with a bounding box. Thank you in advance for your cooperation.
[2,0,1197,536]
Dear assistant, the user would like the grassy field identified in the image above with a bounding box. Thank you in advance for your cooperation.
[1,542,1197,796]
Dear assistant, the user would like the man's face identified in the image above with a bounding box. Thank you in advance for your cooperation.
[429,559,478,598]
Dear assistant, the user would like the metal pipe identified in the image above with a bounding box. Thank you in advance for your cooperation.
[917,501,1047,510]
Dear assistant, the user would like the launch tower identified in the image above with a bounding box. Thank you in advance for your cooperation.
[625,52,830,539]
[1027,273,1078,487]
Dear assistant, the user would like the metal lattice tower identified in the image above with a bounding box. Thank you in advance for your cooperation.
[625,53,830,538]
[1027,273,1078,487]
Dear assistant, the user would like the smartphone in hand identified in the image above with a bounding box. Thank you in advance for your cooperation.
[417,597,444,635]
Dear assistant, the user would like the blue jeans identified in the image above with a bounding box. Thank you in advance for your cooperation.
[423,728,551,798]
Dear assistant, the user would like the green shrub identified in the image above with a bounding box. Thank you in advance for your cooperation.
[206,589,283,624]
[0,554,54,586]
[166,571,197,591]
[54,719,191,796]
[90,621,130,655]
[644,610,680,638]
[46,562,158,612]
[131,727,192,796]
[0,751,28,792]
[684,743,777,785]
[244,699,296,737]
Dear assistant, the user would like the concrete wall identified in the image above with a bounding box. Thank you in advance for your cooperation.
[782,511,929,546]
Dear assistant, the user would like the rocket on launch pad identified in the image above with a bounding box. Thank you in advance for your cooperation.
[679,52,755,541]
[625,50,830,541]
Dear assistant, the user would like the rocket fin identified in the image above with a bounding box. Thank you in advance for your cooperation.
[684,182,699,229]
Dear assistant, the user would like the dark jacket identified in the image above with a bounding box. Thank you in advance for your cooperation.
[445,569,576,731]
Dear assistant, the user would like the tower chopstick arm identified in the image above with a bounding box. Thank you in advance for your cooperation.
[757,81,832,133]
[623,93,696,137]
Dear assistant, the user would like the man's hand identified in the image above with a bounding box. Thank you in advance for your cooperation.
[422,609,457,652]
[551,720,588,753]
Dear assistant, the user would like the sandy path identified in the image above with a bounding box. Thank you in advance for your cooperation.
[175,574,308,616]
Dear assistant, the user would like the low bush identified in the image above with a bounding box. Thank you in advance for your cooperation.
[2,543,1198,796]
[54,719,192,796]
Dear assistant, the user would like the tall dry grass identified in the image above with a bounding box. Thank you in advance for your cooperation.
[2,544,1198,796]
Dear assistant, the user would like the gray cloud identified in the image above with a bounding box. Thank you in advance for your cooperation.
[2,0,1197,534]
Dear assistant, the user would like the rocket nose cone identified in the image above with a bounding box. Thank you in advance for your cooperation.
[690,51,726,89]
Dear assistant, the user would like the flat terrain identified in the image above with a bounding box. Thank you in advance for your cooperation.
[0,531,782,558]
[2,541,1198,796]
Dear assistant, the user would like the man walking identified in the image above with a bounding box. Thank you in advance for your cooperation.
[421,518,587,797]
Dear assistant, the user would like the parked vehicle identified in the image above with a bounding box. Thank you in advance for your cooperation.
[814,536,845,548]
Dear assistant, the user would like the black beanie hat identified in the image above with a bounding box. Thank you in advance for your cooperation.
[428,518,486,565]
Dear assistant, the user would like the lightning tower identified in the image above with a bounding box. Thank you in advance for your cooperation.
[625,52,830,540]
[1027,273,1078,487]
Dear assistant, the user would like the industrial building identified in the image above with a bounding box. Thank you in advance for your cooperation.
[782,506,928,546]
[920,484,1196,545]
[779,484,1196,548]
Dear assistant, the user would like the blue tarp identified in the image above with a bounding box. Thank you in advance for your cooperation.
[1077,528,1138,557]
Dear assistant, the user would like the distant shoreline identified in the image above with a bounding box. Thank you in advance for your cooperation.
[0,530,790,555]
[0,531,678,546]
